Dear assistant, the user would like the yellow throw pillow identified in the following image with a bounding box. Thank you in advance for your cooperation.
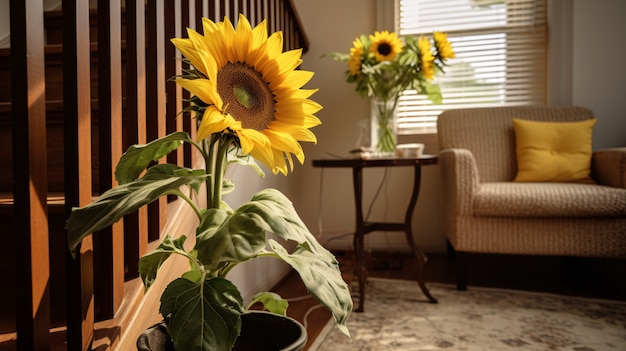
[513,118,596,182]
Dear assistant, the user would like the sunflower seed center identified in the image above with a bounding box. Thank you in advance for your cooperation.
[217,62,275,131]
[377,43,392,56]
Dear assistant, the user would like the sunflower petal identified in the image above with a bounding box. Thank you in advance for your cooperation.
[268,149,288,175]
[269,122,318,143]
[196,106,238,141]
[280,70,315,90]
[250,20,268,52]
[264,32,284,59]
[174,78,217,106]
[234,14,253,61]
[275,49,303,76]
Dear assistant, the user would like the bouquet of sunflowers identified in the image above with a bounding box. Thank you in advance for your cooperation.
[328,31,454,152]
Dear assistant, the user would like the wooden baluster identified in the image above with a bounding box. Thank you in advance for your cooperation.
[208,0,217,22]
[165,0,183,168]
[94,0,125,319]
[124,0,149,279]
[10,0,51,349]
[177,0,189,168]
[63,0,95,349]
[259,0,266,24]
[180,0,196,169]
[146,0,169,241]
[238,0,249,21]
[216,0,226,20]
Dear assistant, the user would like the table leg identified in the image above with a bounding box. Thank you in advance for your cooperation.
[406,165,437,303]
[352,166,366,312]
[405,230,438,303]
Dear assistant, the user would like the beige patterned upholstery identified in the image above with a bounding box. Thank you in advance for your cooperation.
[437,106,626,288]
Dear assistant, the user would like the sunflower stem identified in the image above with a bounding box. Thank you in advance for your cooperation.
[212,135,230,209]
[203,138,215,209]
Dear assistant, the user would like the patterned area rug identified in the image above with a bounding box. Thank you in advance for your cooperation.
[309,278,626,351]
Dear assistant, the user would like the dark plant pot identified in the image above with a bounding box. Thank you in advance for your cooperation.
[137,311,307,351]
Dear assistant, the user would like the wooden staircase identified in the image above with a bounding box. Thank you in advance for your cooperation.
[0,1,308,350]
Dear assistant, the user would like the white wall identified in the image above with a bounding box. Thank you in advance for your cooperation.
[572,0,626,149]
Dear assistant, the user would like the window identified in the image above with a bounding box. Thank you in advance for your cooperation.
[396,0,547,134]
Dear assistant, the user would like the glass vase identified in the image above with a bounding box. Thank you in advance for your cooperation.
[370,96,398,157]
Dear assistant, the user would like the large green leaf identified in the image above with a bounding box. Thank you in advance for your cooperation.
[160,277,244,351]
[242,189,337,261]
[247,292,288,316]
[194,208,267,271]
[270,241,352,337]
[138,235,191,290]
[227,153,265,179]
[66,164,209,256]
[115,131,191,184]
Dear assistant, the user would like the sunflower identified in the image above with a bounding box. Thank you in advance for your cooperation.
[347,37,364,76]
[368,31,403,62]
[433,32,455,60]
[171,15,321,175]
[418,36,435,80]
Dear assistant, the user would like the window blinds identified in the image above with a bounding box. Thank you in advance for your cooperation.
[397,0,547,134]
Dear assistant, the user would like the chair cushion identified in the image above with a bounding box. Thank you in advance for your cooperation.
[513,118,596,182]
[473,182,626,217]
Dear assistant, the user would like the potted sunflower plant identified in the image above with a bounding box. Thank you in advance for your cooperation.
[66,14,352,351]
[327,30,454,155]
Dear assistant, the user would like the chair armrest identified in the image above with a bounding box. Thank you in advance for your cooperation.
[439,148,480,215]
[592,147,626,188]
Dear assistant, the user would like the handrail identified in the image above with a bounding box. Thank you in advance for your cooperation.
[1,0,309,350]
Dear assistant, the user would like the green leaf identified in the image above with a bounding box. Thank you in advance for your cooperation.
[194,208,268,271]
[421,80,442,104]
[242,189,336,261]
[138,235,192,290]
[66,164,209,256]
[160,277,244,351]
[115,131,191,184]
[270,241,352,337]
[221,178,235,195]
[247,292,289,316]
[227,153,265,178]
[195,188,335,271]
[322,52,350,63]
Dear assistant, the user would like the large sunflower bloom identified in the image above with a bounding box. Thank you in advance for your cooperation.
[433,32,455,60]
[368,31,403,62]
[347,37,364,76]
[418,36,435,80]
[171,14,321,175]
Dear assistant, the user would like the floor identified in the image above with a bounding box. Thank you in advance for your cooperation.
[269,250,626,351]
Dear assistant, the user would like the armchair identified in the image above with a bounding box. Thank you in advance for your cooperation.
[437,106,626,290]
